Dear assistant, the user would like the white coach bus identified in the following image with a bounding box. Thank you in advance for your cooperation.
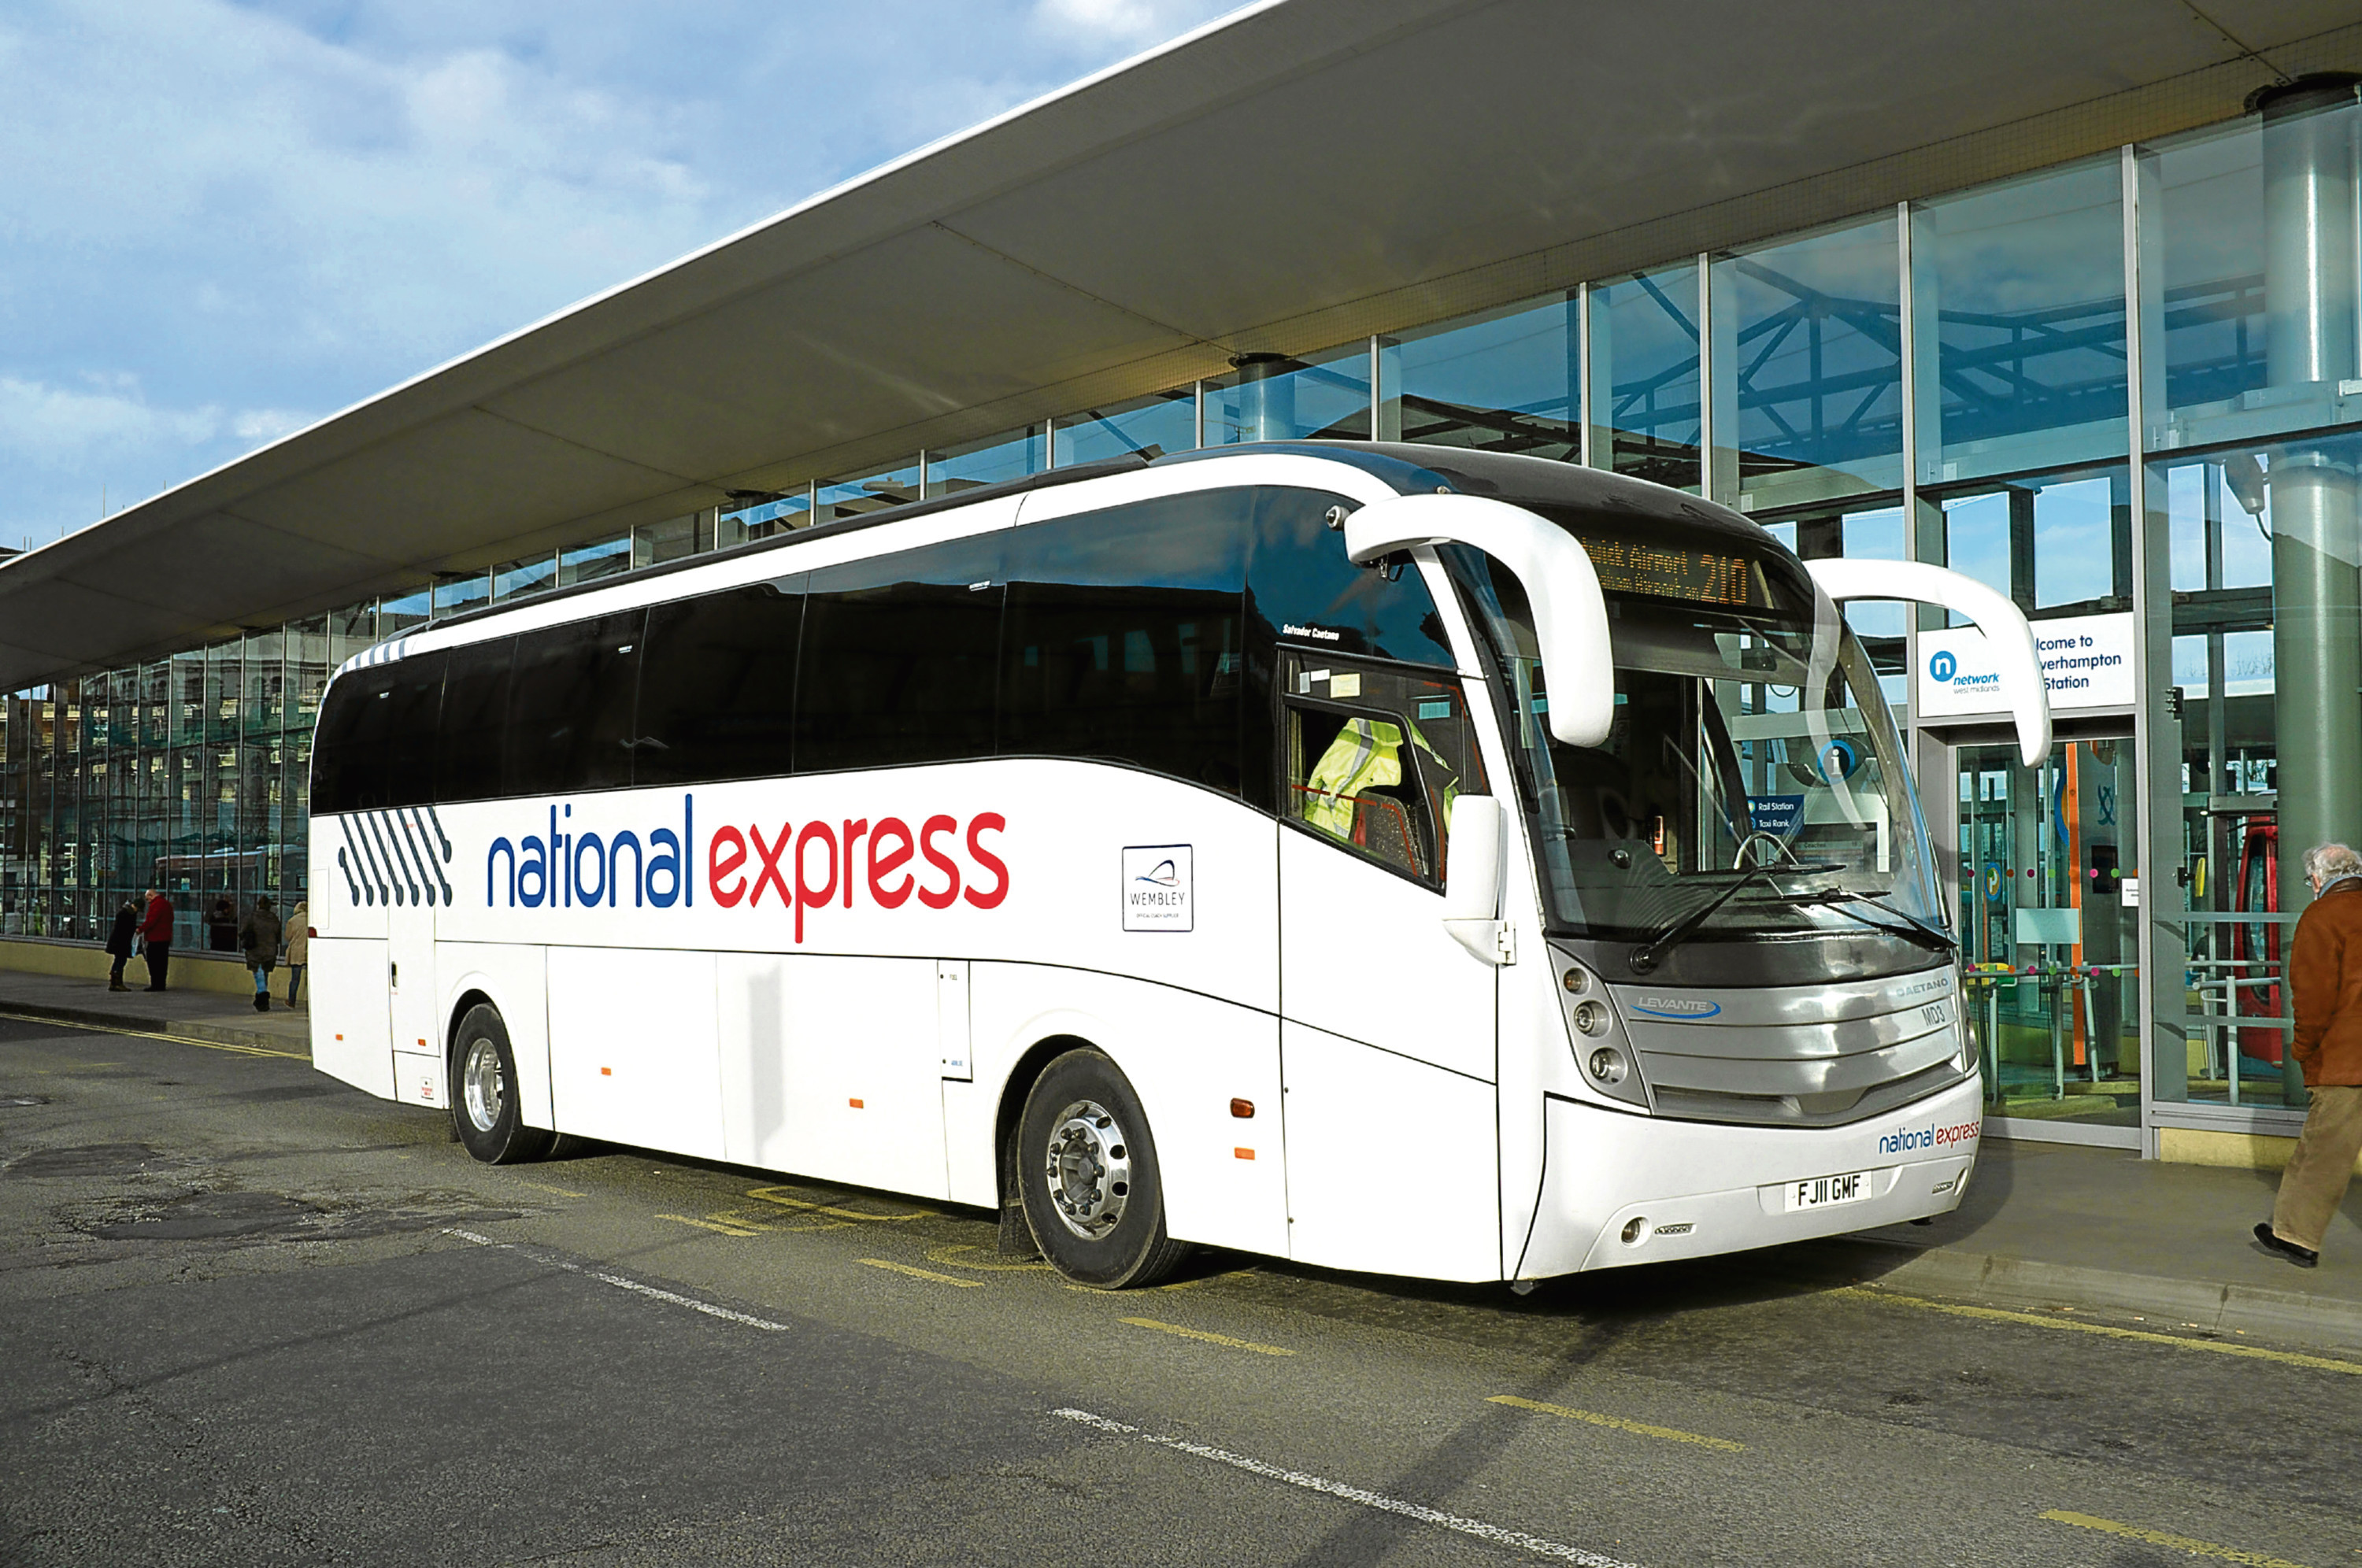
[307,442,2047,1289]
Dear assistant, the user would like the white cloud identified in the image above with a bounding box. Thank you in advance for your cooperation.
[0,0,1244,544]
[0,377,222,459]
[1033,0,1231,41]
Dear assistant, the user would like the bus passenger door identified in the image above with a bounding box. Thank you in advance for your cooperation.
[1275,653,1502,1275]
[380,808,451,1108]
[1275,654,1498,1080]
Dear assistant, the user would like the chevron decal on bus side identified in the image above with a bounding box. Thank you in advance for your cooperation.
[335,805,454,908]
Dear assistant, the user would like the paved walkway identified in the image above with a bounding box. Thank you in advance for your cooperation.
[0,967,310,1056]
[3,968,2357,1352]
[1805,1136,2362,1352]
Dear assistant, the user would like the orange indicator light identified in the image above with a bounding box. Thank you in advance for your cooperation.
[1235,1147,1255,1160]
[1230,1098,1254,1119]
[849,1097,864,1109]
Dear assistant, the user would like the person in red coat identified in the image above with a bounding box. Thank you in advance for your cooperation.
[139,889,175,992]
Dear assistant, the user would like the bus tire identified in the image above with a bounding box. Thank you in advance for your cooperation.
[1016,1048,1189,1289]
[450,1004,552,1166]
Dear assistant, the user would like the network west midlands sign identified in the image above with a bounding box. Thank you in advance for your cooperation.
[1916,609,2134,719]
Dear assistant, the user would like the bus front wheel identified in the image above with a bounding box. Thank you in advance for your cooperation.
[1016,1048,1189,1289]
[450,1004,552,1165]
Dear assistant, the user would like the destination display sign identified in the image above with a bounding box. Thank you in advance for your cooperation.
[1574,532,1772,608]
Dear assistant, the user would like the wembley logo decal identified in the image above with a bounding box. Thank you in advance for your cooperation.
[1122,844,1193,933]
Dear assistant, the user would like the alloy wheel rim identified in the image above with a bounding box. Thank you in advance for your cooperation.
[1043,1098,1131,1241]
[461,1037,504,1133]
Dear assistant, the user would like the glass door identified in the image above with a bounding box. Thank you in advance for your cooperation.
[1953,735,2142,1135]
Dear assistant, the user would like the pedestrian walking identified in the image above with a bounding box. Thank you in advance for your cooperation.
[2256,841,2362,1268]
[206,893,237,953]
[103,896,139,991]
[238,895,283,1013]
[284,899,308,1008]
[139,889,174,992]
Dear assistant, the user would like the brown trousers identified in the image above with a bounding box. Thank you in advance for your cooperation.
[2271,1083,2362,1252]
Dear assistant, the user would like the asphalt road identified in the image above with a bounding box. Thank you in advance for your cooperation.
[2,1013,2357,1568]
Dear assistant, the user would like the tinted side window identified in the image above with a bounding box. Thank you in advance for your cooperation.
[434,636,513,804]
[504,612,644,797]
[1247,487,1457,669]
[311,653,445,814]
[1000,490,1248,797]
[796,534,1005,772]
[635,580,805,786]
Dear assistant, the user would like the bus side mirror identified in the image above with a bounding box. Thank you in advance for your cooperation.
[1442,794,1508,964]
[1340,494,1614,749]
[1804,557,2053,767]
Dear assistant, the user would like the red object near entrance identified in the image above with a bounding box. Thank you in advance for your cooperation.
[2232,819,2282,1064]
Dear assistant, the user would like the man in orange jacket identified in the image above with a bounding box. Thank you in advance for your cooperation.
[2256,843,2362,1267]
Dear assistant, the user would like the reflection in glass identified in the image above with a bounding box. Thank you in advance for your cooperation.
[1205,349,1369,446]
[1938,466,2131,617]
[432,573,491,622]
[930,425,1048,494]
[1954,738,2142,1126]
[631,514,708,569]
[1054,388,1195,466]
[1713,214,1901,512]
[493,553,558,603]
[720,490,813,544]
[1384,295,1575,460]
[1589,264,1701,490]
[816,460,922,525]
[2152,430,2362,1111]
[1912,157,2127,486]
[563,535,633,585]
[1759,505,1908,701]
[2142,90,2361,453]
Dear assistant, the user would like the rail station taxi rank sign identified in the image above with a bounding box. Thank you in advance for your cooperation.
[1915,609,2134,719]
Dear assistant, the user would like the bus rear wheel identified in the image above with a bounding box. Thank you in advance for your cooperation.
[450,1004,552,1165]
[1016,1048,1189,1289]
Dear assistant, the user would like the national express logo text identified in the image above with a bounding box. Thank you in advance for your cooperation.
[1876,1118,1981,1156]
[479,795,1009,943]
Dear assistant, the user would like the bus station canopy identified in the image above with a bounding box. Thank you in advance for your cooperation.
[2,0,2353,690]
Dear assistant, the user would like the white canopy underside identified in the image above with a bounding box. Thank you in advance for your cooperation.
[4,0,2354,689]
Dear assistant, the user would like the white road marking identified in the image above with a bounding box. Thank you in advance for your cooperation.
[445,1227,790,1333]
[1052,1407,1641,1567]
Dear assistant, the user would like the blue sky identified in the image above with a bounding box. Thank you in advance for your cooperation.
[0,0,1243,549]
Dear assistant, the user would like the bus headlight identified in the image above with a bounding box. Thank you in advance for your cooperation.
[1588,1046,1628,1085]
[1573,1000,1609,1037]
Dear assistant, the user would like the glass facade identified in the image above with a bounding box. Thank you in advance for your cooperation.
[11,83,2362,1161]
[1588,263,1702,491]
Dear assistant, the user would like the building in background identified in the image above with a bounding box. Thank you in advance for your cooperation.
[4,2,2359,1164]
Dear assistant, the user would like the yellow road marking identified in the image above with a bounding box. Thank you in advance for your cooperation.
[924,1242,1053,1273]
[748,1185,931,1222]
[858,1258,982,1287]
[2040,1510,2315,1567]
[1489,1395,1744,1452]
[657,1213,761,1237]
[1833,1286,2362,1376]
[1120,1317,1294,1355]
[513,1180,587,1199]
[0,1010,309,1061]
[1154,1268,1257,1292]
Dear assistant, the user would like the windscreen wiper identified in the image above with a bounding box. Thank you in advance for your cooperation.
[1627,860,1843,973]
[1794,886,1958,954]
